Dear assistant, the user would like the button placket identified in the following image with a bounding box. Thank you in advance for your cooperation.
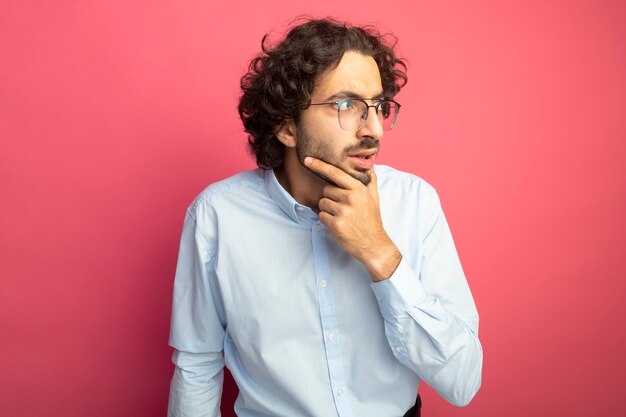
[310,222,354,417]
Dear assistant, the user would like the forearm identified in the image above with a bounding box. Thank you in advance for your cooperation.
[168,350,225,417]
[371,259,483,406]
[388,300,482,406]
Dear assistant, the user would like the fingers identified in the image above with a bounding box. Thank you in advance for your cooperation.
[318,210,345,231]
[318,210,333,228]
[368,168,378,189]
[304,157,359,189]
[367,168,379,203]
[322,184,348,201]
[318,197,341,215]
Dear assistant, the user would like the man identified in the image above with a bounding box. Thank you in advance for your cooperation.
[168,18,482,417]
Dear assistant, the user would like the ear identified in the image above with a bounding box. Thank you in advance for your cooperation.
[275,119,297,148]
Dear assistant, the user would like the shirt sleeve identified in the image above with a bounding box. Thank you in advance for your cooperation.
[168,207,226,416]
[370,188,483,407]
[168,350,224,417]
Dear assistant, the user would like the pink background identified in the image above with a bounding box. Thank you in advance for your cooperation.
[2,1,625,416]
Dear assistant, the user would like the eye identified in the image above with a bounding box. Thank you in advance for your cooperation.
[337,99,355,111]
[379,101,392,118]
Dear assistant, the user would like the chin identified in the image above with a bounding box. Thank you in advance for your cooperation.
[345,167,372,186]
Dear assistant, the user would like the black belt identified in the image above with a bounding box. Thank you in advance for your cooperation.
[402,394,422,417]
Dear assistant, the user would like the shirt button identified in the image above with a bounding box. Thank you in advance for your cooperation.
[395,346,402,352]
[316,224,321,232]
[320,279,327,287]
[327,334,335,342]
[337,388,344,396]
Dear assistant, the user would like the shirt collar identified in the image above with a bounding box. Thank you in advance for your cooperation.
[264,168,315,224]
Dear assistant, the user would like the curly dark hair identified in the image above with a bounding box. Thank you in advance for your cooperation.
[238,18,408,169]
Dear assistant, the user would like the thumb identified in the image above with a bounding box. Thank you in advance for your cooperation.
[367,168,379,201]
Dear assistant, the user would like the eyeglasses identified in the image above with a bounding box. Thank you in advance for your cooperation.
[309,98,401,132]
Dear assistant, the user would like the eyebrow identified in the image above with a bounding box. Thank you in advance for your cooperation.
[323,90,386,101]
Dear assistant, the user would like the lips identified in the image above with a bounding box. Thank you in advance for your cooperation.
[347,149,378,169]
[348,149,378,159]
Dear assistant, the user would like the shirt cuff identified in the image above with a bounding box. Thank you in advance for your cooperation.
[370,256,428,318]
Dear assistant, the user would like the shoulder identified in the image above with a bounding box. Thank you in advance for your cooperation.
[374,164,439,204]
[374,165,445,246]
[186,168,266,220]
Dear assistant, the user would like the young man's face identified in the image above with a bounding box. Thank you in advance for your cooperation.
[295,51,385,186]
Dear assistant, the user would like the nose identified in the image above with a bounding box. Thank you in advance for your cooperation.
[357,105,384,140]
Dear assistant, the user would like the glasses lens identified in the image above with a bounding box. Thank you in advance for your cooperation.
[337,99,367,131]
[336,99,400,131]
[379,100,399,131]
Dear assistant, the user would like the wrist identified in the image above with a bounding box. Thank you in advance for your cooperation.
[363,240,402,282]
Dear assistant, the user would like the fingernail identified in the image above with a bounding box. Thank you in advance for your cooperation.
[304,157,313,165]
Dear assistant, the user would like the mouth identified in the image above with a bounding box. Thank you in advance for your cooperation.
[347,149,378,160]
[347,149,378,170]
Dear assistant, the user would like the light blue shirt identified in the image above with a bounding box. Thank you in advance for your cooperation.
[168,165,482,417]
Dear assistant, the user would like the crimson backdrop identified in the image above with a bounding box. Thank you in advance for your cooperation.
[2,1,625,416]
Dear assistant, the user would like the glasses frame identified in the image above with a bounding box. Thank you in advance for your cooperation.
[309,98,401,132]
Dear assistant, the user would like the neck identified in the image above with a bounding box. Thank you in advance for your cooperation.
[275,149,326,213]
